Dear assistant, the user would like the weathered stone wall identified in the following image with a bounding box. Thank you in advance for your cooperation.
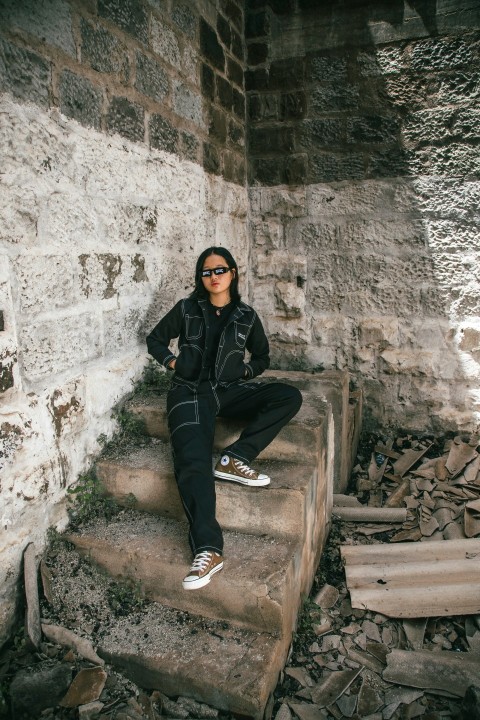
[2,0,480,651]
[246,0,480,432]
[0,0,247,646]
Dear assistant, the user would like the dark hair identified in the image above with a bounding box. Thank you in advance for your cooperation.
[191,246,241,303]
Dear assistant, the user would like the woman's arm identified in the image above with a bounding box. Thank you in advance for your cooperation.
[245,312,270,379]
[146,300,183,369]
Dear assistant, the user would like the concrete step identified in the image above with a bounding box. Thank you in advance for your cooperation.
[97,605,285,720]
[62,370,354,717]
[46,538,288,720]
[67,512,301,637]
[96,444,320,541]
[128,388,327,465]
[129,369,355,492]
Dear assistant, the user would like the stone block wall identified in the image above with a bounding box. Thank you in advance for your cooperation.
[245,0,480,432]
[0,0,247,646]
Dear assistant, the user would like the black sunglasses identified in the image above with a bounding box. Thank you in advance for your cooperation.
[201,267,231,278]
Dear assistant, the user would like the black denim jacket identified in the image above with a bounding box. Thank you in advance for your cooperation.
[146,297,270,387]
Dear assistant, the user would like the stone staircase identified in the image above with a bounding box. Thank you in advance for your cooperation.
[66,370,360,719]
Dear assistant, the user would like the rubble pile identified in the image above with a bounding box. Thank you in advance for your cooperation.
[274,433,480,720]
[351,433,480,542]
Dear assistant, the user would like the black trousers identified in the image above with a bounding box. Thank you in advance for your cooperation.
[166,379,303,556]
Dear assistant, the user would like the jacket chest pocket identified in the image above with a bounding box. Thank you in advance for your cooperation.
[234,321,250,348]
[185,314,204,340]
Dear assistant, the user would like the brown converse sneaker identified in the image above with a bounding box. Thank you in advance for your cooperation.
[182,551,224,590]
[214,454,271,487]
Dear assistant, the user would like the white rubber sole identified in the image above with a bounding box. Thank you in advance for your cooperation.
[213,469,271,487]
[182,561,224,591]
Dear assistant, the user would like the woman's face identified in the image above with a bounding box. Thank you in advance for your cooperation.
[201,253,235,301]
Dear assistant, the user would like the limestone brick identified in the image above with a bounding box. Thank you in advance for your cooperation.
[59,73,103,136]
[1,109,75,193]
[172,3,197,39]
[98,0,148,46]
[357,48,404,77]
[403,107,480,147]
[76,253,152,301]
[85,356,145,420]
[1,393,54,477]
[98,201,160,247]
[407,143,480,178]
[206,175,248,217]
[409,34,479,72]
[173,80,205,128]
[265,314,311,345]
[0,0,76,57]
[19,313,102,382]
[379,349,457,380]
[0,185,39,246]
[412,178,480,218]
[306,179,419,217]
[13,255,76,313]
[106,96,145,143]
[150,15,182,70]
[214,215,248,261]
[251,219,284,249]
[103,298,152,352]
[37,192,100,249]
[458,323,480,356]
[135,51,169,103]
[274,281,305,318]
[80,18,130,78]
[0,38,51,108]
[249,187,306,217]
[255,251,307,283]
[46,378,86,439]
[358,318,400,349]
[182,45,199,84]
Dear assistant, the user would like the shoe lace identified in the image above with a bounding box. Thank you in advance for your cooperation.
[190,551,213,572]
[233,459,256,477]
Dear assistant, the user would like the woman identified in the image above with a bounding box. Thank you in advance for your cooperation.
[146,247,302,591]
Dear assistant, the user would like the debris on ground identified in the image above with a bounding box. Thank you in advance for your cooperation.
[2,432,480,719]
[273,432,480,720]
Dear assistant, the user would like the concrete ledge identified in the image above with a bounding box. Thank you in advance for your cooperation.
[130,369,351,490]
[263,369,351,492]
[98,606,285,720]
[68,513,300,636]
[128,386,328,465]
[97,445,319,540]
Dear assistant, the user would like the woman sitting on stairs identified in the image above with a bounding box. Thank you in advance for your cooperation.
[146,246,302,591]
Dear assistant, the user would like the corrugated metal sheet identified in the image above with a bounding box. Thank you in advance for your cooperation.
[341,538,480,618]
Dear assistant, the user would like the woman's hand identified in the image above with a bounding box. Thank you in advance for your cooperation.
[168,359,176,370]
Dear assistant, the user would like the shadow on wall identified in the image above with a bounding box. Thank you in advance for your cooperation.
[247,0,480,433]
[408,0,438,35]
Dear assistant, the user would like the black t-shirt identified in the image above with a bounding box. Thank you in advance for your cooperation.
[202,301,235,376]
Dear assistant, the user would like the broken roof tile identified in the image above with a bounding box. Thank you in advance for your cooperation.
[392,445,432,478]
[445,441,478,477]
[341,539,480,617]
[464,499,480,538]
[309,668,363,708]
[383,648,480,697]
